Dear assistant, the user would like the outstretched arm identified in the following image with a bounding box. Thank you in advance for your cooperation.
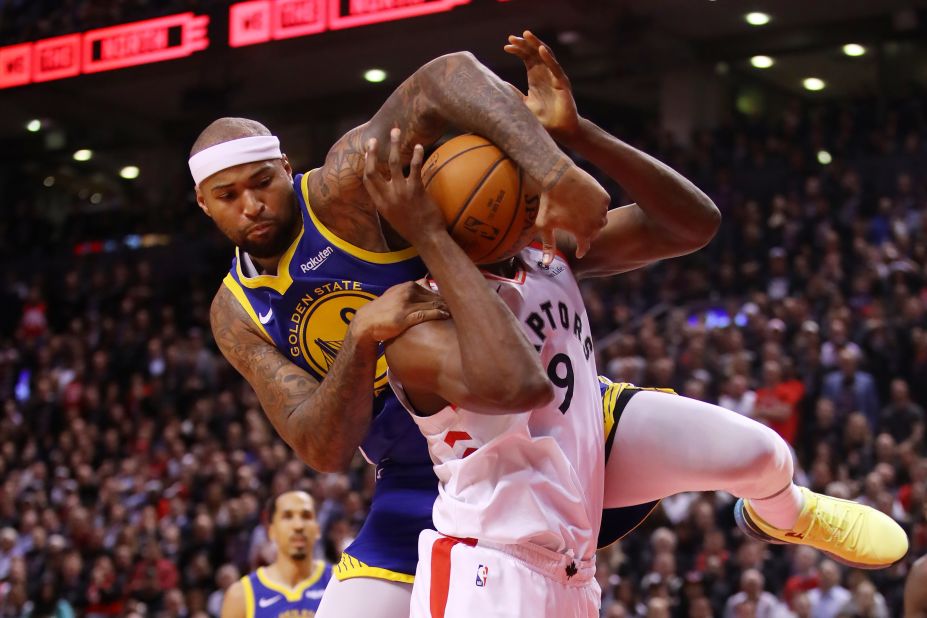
[367,130,553,415]
[210,281,447,471]
[506,32,721,278]
[307,51,609,261]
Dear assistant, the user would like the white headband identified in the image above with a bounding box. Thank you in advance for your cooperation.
[188,135,282,187]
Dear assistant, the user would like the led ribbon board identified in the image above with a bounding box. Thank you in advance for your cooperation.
[0,12,209,89]
[229,0,471,47]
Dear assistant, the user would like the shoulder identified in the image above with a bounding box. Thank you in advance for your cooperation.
[209,284,273,367]
[210,285,248,343]
[211,281,245,322]
[220,579,248,618]
[306,123,370,213]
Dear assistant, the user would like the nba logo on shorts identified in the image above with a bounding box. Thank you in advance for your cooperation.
[475,564,489,587]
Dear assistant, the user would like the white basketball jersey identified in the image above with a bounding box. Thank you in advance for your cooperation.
[390,246,604,562]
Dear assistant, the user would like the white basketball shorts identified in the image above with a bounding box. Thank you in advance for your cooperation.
[410,529,600,618]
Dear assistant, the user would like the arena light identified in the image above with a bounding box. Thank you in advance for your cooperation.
[817,150,833,165]
[843,43,866,57]
[120,165,140,180]
[43,176,55,187]
[803,77,826,91]
[745,12,770,26]
[73,149,92,161]
[364,68,387,83]
[750,55,774,69]
[26,119,42,132]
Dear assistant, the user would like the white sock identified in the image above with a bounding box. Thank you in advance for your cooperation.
[749,483,805,530]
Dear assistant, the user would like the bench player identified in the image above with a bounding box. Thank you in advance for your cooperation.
[199,51,610,617]
[221,491,330,618]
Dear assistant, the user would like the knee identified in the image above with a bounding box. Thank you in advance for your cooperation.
[737,424,793,485]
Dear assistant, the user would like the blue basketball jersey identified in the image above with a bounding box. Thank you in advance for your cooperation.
[224,171,431,467]
[240,562,331,618]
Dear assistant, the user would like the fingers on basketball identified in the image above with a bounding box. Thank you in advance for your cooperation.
[388,128,403,180]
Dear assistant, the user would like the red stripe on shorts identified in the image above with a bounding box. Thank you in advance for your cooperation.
[430,536,477,618]
[430,537,457,618]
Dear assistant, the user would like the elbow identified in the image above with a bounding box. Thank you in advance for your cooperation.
[419,51,484,94]
[695,199,722,246]
[517,373,556,410]
[426,51,479,73]
[291,437,353,473]
[676,197,721,252]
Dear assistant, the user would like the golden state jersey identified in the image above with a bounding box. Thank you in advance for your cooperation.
[391,245,605,561]
[240,562,331,618]
[225,171,434,581]
[224,171,428,467]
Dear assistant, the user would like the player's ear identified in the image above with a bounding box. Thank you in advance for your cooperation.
[281,155,293,180]
[266,520,277,545]
[195,187,212,218]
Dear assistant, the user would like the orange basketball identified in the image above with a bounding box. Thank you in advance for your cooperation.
[422,134,539,264]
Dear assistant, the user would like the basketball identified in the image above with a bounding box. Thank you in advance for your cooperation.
[422,134,539,264]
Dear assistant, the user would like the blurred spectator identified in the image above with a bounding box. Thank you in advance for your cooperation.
[24,574,75,618]
[723,568,782,618]
[719,374,757,418]
[878,379,925,451]
[822,349,880,429]
[807,560,851,618]
[754,360,805,445]
[836,578,888,618]
[206,564,239,617]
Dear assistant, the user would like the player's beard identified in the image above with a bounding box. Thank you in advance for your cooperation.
[240,197,299,259]
[290,548,308,561]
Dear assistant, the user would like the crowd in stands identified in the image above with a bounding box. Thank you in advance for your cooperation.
[0,91,925,617]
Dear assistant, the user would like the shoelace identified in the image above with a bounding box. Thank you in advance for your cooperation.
[806,496,865,550]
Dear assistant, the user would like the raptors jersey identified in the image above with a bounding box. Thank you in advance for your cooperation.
[392,245,605,561]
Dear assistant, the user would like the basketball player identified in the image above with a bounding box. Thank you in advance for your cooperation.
[221,491,330,618]
[364,130,605,617]
[503,30,908,569]
[199,51,610,618]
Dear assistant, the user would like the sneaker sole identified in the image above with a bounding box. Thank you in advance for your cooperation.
[733,499,902,570]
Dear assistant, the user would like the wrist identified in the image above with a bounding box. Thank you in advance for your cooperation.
[554,116,590,150]
[408,226,452,256]
[347,310,382,348]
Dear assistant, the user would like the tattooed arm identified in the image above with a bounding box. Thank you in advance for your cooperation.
[306,51,609,259]
[210,282,447,472]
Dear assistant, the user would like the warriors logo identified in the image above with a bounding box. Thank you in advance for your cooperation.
[289,283,388,390]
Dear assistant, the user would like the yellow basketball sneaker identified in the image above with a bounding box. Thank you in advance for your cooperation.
[734,487,908,569]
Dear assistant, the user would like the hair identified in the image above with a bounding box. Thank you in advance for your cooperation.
[263,490,313,525]
[190,117,272,157]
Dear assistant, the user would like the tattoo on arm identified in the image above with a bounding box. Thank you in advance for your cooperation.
[210,285,377,471]
[310,52,569,217]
